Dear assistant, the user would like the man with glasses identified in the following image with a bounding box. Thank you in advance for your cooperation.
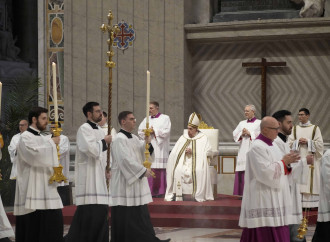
[8,119,28,180]
[239,116,300,242]
[65,102,112,242]
[110,111,170,242]
[288,108,324,208]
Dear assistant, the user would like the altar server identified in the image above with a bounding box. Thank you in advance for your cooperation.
[65,102,112,242]
[14,107,63,242]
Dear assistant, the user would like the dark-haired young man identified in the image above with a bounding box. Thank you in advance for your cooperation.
[65,102,112,242]
[288,108,324,208]
[14,107,63,242]
[110,111,170,242]
[273,110,313,242]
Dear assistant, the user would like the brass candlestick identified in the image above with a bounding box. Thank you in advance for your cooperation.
[49,122,68,184]
[143,122,155,178]
[0,133,3,181]
[297,217,308,239]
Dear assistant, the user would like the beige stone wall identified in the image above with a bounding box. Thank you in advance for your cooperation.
[64,0,185,140]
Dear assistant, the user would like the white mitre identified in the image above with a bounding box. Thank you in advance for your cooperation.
[188,112,200,128]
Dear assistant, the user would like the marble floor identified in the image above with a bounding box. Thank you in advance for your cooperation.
[7,225,316,242]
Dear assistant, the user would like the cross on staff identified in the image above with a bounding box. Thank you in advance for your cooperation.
[242,58,286,117]
[100,10,120,190]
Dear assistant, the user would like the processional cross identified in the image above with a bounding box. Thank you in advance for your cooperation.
[242,58,286,117]
[100,11,120,190]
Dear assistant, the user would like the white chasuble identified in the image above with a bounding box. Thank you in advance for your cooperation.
[14,128,63,216]
[138,114,171,169]
[75,122,109,206]
[165,132,213,202]
[8,133,21,179]
[317,150,330,222]
[288,123,324,196]
[110,131,152,206]
[233,119,261,172]
[239,139,293,228]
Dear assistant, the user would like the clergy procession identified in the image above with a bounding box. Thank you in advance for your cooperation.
[0,100,328,242]
[1,2,330,242]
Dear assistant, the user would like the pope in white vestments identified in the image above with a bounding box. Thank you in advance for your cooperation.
[14,107,63,242]
[110,111,170,242]
[138,101,171,197]
[288,108,324,208]
[312,149,330,241]
[165,112,213,202]
[239,117,300,242]
[65,102,112,242]
[8,119,28,180]
[233,105,261,196]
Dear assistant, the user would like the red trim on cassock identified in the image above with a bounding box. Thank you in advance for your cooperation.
[281,160,292,175]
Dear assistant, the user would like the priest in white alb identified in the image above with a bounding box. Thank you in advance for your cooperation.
[8,119,28,180]
[239,117,300,242]
[65,102,112,242]
[110,111,170,242]
[14,107,63,242]
[312,149,330,241]
[288,108,324,208]
[233,104,261,196]
[165,112,213,202]
[272,110,312,242]
[138,101,171,197]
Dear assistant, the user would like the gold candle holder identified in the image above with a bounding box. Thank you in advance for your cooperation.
[297,217,308,239]
[0,133,4,181]
[143,122,155,178]
[49,122,68,184]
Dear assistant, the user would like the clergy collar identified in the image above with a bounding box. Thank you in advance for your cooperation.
[247,117,257,123]
[119,129,132,138]
[299,121,311,127]
[278,132,287,143]
[27,126,41,136]
[151,113,161,119]
[256,133,273,146]
[87,120,99,130]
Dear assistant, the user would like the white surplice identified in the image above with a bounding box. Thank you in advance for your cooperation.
[317,149,330,222]
[288,122,324,207]
[274,136,309,224]
[14,127,63,216]
[239,138,294,228]
[0,196,14,239]
[8,133,21,179]
[165,132,213,202]
[58,134,70,186]
[138,114,171,169]
[110,131,152,206]
[233,119,261,172]
[75,122,109,206]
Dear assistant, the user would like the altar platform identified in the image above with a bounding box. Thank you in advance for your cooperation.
[7,194,317,229]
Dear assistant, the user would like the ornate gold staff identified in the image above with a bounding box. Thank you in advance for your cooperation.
[100,10,120,190]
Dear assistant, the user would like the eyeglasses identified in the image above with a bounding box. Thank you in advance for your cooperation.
[266,127,280,130]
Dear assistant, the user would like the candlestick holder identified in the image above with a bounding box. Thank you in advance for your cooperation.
[143,122,155,178]
[49,122,68,184]
[0,133,3,181]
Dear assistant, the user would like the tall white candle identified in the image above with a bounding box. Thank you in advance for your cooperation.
[52,62,58,122]
[146,70,150,124]
[0,82,2,116]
